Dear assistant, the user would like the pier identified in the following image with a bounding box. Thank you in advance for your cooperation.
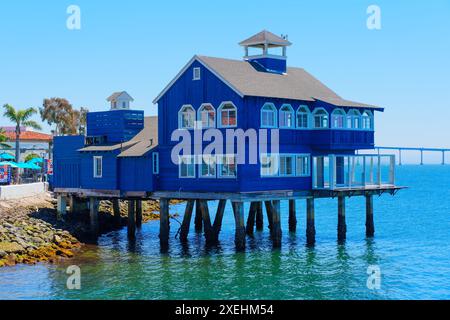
[375,146,450,165]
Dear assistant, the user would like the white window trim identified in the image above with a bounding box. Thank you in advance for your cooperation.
[312,107,329,129]
[217,101,238,128]
[279,104,295,129]
[260,153,279,177]
[193,67,201,80]
[295,154,311,177]
[197,103,216,129]
[260,153,311,178]
[261,102,278,128]
[296,105,311,129]
[347,109,362,130]
[331,108,347,129]
[152,152,159,174]
[217,154,238,178]
[93,156,102,178]
[199,154,217,178]
[178,155,196,178]
[361,110,374,131]
[279,154,296,176]
[178,104,195,129]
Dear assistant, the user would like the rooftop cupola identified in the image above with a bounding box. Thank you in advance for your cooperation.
[107,91,134,110]
[239,30,292,74]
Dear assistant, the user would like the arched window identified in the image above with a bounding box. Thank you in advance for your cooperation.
[261,103,277,128]
[218,102,237,128]
[178,105,195,129]
[313,108,329,129]
[362,110,373,130]
[296,105,310,129]
[198,104,215,128]
[279,104,295,128]
[347,109,362,129]
[331,109,346,129]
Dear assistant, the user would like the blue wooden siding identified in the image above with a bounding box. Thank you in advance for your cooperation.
[53,136,84,189]
[118,155,154,192]
[79,151,119,190]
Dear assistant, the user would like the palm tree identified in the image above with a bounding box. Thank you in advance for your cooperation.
[0,128,11,149]
[3,104,42,181]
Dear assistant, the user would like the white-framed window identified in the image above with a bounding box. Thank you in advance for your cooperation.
[362,110,373,130]
[198,103,215,128]
[313,108,329,129]
[193,67,201,80]
[261,103,277,128]
[260,154,279,177]
[179,155,195,178]
[279,155,295,176]
[331,109,346,129]
[218,154,237,178]
[296,155,310,176]
[93,156,102,178]
[152,152,159,174]
[347,109,362,129]
[218,102,237,128]
[199,154,216,178]
[260,153,311,178]
[279,104,295,128]
[178,105,195,129]
[296,105,310,129]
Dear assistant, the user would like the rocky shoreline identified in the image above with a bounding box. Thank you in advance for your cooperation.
[0,193,168,268]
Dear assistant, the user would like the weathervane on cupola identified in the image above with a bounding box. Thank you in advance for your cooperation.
[239,30,292,74]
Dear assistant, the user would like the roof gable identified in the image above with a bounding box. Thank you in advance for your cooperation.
[107,91,134,102]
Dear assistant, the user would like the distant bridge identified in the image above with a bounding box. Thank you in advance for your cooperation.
[374,146,450,165]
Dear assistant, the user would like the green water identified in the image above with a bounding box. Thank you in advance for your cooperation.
[1,165,450,299]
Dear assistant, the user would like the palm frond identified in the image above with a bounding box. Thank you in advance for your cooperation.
[22,120,42,131]
[2,104,18,123]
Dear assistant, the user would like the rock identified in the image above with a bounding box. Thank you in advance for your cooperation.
[0,250,6,258]
[0,242,25,254]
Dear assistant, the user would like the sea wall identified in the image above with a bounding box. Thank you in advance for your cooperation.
[0,182,48,200]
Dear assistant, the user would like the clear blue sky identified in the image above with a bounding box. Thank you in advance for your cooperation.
[1,0,449,161]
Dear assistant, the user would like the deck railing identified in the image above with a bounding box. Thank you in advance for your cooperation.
[312,154,396,190]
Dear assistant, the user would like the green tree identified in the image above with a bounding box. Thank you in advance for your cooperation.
[0,128,11,149]
[2,104,42,180]
[25,153,40,162]
[40,98,88,135]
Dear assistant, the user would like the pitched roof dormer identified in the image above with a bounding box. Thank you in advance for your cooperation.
[239,30,292,74]
[107,91,134,110]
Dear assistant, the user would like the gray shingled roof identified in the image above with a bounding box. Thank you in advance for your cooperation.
[239,30,292,47]
[196,56,379,109]
[78,140,138,152]
[117,116,158,157]
[107,91,134,102]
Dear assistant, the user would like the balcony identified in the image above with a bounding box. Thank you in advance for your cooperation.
[312,154,396,190]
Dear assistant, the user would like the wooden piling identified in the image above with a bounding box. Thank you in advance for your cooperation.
[271,200,282,247]
[246,202,257,236]
[255,202,263,231]
[198,200,215,244]
[365,194,375,237]
[288,199,297,232]
[135,200,143,228]
[194,200,203,232]
[232,201,246,251]
[306,198,316,246]
[127,200,136,239]
[337,196,347,243]
[112,199,121,226]
[89,197,99,236]
[212,199,226,242]
[56,195,67,218]
[264,201,274,231]
[159,198,170,246]
[180,200,194,242]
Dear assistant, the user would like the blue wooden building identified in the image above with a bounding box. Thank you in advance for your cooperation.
[53,31,402,249]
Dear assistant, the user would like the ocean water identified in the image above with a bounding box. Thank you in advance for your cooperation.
[1,165,449,300]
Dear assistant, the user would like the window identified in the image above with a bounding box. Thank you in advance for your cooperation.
[313,108,329,129]
[198,104,215,128]
[261,103,277,128]
[362,111,373,130]
[296,105,310,129]
[331,109,346,129]
[178,105,195,129]
[279,155,295,176]
[199,155,216,178]
[93,156,102,178]
[279,104,295,128]
[152,152,159,174]
[261,153,311,178]
[296,155,310,176]
[218,102,237,128]
[122,101,127,108]
[193,67,201,80]
[260,154,279,177]
[218,155,237,178]
[179,155,195,178]
[347,109,362,129]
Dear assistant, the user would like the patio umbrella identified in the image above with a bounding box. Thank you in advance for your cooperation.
[0,153,15,161]
[20,162,41,170]
[28,157,44,164]
[1,161,20,168]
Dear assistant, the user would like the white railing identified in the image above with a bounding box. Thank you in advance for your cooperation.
[312,154,395,190]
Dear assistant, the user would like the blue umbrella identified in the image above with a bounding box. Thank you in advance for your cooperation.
[28,157,44,164]
[1,161,20,168]
[20,162,41,170]
[0,153,15,161]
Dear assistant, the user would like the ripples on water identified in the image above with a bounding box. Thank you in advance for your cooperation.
[1,165,450,300]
